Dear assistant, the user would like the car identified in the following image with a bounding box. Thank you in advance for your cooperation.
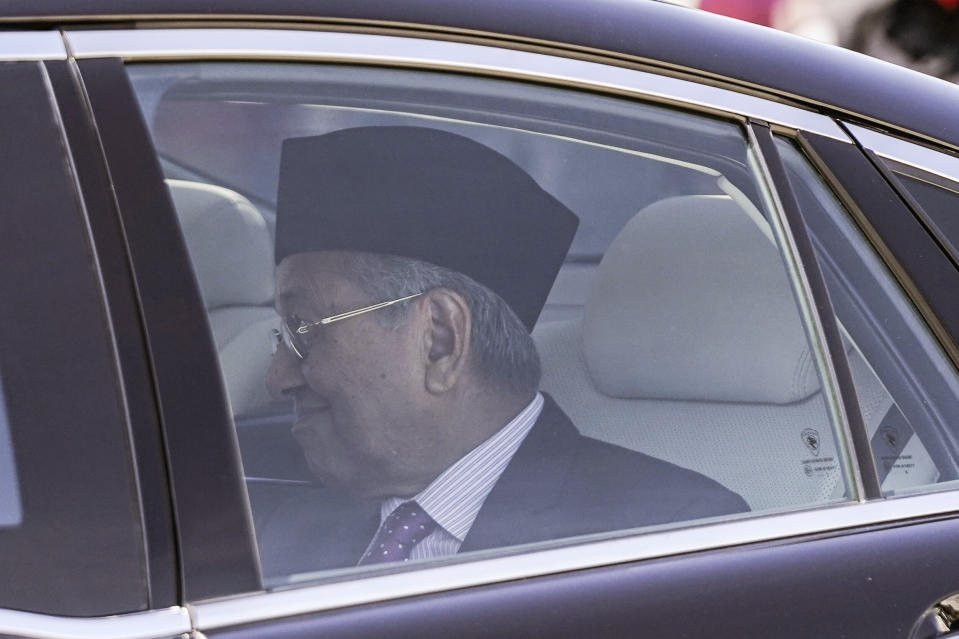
[1,1,959,637]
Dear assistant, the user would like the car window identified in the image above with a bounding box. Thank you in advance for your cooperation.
[0,378,21,529]
[127,61,857,588]
[0,61,147,616]
[775,136,959,497]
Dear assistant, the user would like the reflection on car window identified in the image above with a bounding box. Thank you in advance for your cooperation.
[776,136,959,497]
[0,376,21,528]
[128,62,855,586]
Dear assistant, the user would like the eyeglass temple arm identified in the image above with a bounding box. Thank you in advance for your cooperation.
[313,292,424,328]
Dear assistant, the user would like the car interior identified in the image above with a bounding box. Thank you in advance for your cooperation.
[166,166,940,512]
[128,61,951,558]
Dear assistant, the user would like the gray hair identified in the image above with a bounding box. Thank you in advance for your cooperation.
[347,252,541,396]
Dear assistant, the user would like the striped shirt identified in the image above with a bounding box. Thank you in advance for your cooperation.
[373,392,544,561]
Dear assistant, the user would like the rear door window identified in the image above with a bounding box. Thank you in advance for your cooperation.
[126,58,857,587]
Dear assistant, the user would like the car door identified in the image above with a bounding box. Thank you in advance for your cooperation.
[0,33,188,638]
[62,24,959,639]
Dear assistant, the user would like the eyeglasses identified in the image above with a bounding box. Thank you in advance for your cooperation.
[272,292,424,360]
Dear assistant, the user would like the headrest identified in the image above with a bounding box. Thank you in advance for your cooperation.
[583,195,819,405]
[167,180,274,309]
[274,126,579,332]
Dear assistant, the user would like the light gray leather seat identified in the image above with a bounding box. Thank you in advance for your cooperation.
[167,179,277,416]
[534,195,844,511]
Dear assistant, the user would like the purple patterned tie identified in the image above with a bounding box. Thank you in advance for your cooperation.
[358,501,438,565]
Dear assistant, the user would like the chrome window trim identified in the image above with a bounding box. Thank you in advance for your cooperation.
[847,123,959,184]
[0,606,191,639]
[0,31,67,60]
[193,489,959,632]
[64,28,849,141]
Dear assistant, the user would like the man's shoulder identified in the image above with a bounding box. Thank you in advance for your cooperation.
[571,433,725,486]
[565,436,749,525]
[529,394,750,522]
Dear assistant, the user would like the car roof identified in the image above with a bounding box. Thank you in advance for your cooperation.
[4,0,959,149]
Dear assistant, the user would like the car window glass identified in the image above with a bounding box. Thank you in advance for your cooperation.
[0,378,21,528]
[775,135,959,497]
[127,61,856,589]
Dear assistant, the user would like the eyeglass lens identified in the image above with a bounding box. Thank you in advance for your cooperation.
[282,319,308,359]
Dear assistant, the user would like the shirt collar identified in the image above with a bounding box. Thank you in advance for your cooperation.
[381,392,544,542]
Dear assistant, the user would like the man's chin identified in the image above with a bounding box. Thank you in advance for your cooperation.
[291,412,336,461]
[299,446,337,483]
[291,407,331,435]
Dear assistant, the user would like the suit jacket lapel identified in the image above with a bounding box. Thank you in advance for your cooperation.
[460,393,581,552]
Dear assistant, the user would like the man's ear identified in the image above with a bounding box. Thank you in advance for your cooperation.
[421,288,471,394]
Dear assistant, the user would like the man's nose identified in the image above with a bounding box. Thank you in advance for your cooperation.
[265,344,306,400]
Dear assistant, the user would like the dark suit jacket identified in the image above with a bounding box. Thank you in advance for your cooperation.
[252,394,749,580]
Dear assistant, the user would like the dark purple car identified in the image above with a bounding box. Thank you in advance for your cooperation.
[1,1,958,638]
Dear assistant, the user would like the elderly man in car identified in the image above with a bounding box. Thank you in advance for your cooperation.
[256,125,747,576]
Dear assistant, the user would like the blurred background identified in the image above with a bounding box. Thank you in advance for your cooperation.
[673,0,959,83]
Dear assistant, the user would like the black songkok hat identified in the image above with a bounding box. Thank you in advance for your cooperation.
[275,126,580,331]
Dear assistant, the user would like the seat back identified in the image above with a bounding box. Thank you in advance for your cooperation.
[167,179,277,416]
[535,195,844,511]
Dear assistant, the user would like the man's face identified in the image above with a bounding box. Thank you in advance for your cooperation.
[266,252,440,499]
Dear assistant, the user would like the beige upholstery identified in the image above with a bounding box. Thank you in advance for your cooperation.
[535,195,844,512]
[167,179,276,416]
[583,195,818,404]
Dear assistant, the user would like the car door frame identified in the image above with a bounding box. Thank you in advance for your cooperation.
[71,53,262,604]
[0,32,190,639]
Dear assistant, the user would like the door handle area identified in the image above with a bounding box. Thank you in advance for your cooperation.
[912,594,959,639]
